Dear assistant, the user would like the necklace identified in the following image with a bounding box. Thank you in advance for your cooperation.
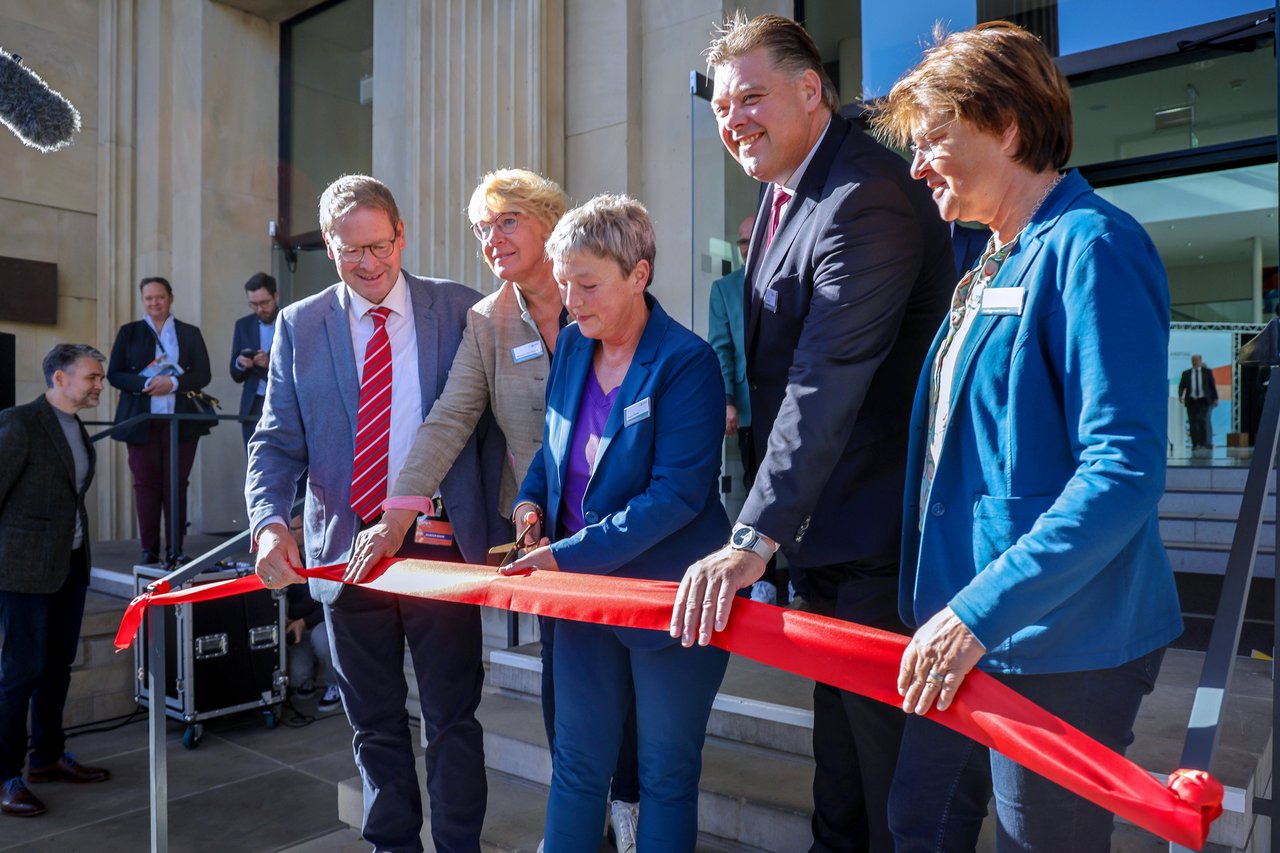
[1016,172,1064,238]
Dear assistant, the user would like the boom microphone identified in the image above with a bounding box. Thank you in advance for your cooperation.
[0,46,81,152]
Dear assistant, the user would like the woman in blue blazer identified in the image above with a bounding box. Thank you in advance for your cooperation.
[871,23,1182,851]
[505,195,729,852]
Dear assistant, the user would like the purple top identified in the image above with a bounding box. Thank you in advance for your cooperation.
[561,370,620,534]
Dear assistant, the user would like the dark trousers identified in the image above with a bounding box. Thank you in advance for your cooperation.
[888,648,1164,852]
[326,537,486,853]
[0,547,89,780]
[543,620,729,852]
[126,421,199,557]
[241,393,265,448]
[805,558,908,853]
[538,615,640,803]
[1186,398,1213,448]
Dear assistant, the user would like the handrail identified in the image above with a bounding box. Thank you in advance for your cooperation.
[86,409,278,853]
[1172,320,1280,851]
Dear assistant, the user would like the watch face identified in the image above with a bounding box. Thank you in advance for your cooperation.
[731,526,754,548]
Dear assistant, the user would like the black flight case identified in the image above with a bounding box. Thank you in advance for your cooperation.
[133,564,287,749]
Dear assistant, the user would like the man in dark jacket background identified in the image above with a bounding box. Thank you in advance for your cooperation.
[0,344,113,817]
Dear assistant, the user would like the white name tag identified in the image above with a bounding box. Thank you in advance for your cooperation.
[623,397,651,427]
[763,288,779,313]
[979,286,1026,316]
[511,340,544,363]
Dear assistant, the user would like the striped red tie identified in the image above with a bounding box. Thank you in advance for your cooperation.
[351,306,393,522]
[766,186,791,247]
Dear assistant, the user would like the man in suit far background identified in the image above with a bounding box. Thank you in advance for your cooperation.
[673,13,953,851]
[0,344,112,818]
[1179,353,1219,451]
[246,174,504,853]
[229,272,281,448]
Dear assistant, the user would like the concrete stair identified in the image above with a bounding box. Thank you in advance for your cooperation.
[1161,464,1277,578]
[65,590,137,728]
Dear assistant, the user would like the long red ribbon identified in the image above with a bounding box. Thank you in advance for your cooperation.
[115,558,1223,849]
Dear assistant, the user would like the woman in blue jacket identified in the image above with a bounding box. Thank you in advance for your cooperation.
[871,22,1182,851]
[504,194,729,851]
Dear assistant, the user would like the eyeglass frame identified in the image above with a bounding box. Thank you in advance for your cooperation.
[909,116,957,163]
[328,236,398,264]
[471,211,523,242]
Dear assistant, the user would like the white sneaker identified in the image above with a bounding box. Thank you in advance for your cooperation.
[317,684,342,713]
[609,799,638,853]
[750,580,777,604]
[535,840,544,853]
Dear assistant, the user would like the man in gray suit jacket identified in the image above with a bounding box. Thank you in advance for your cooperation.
[247,175,503,852]
[1,345,112,818]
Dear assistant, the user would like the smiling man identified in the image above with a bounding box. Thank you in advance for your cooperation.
[0,345,110,818]
[245,174,503,853]
[671,14,953,851]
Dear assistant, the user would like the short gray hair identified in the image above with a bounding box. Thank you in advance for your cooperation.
[42,343,104,387]
[544,194,656,288]
[318,174,401,235]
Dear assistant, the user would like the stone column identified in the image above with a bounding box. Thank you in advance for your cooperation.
[375,0,566,292]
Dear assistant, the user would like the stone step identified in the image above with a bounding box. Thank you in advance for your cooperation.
[1159,513,1277,547]
[1165,541,1276,578]
[1159,488,1278,517]
[489,644,815,758]
[1165,465,1275,493]
[476,689,812,851]
[66,591,135,728]
[337,760,776,851]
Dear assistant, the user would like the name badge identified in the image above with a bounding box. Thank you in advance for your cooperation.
[623,397,651,427]
[763,288,779,313]
[979,286,1026,316]
[511,340,544,363]
[414,516,454,547]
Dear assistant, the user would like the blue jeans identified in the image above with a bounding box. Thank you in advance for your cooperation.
[0,549,89,780]
[889,648,1164,852]
[538,615,639,803]
[543,620,729,852]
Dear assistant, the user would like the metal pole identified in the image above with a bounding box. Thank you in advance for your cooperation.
[168,415,179,563]
[147,599,168,852]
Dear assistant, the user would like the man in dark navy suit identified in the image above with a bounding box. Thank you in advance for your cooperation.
[229,272,281,448]
[673,13,953,851]
[0,345,112,817]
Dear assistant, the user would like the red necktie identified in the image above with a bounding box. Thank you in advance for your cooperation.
[351,306,393,522]
[766,186,792,247]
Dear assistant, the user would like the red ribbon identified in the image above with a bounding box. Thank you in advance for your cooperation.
[115,558,1222,849]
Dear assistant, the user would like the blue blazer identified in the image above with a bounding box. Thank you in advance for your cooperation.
[900,170,1182,675]
[229,313,269,420]
[246,274,507,605]
[707,269,750,426]
[517,297,729,650]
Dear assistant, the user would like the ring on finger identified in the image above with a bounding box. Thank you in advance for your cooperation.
[926,670,945,684]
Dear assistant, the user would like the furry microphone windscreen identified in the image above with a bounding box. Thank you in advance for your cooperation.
[0,47,81,152]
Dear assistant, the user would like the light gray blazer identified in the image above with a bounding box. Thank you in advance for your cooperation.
[245,273,506,604]
[390,281,552,517]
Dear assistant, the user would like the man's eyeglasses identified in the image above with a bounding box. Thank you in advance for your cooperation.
[471,212,522,241]
[909,117,957,163]
[332,240,397,264]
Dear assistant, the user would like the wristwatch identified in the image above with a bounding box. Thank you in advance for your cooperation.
[729,523,774,563]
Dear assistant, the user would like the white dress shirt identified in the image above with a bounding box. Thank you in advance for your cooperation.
[145,314,179,415]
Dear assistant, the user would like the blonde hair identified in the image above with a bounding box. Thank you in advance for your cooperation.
[467,168,569,232]
[705,12,840,114]
[870,21,1073,173]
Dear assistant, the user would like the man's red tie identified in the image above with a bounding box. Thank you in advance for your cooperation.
[351,306,393,522]
[766,186,792,247]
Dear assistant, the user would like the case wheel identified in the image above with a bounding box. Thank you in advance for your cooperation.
[263,708,278,729]
[182,724,204,750]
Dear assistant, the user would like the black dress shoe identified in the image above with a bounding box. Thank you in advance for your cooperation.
[1,778,46,816]
[140,550,160,565]
[27,753,110,784]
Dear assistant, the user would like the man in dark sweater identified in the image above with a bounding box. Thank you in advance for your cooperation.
[0,344,113,817]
